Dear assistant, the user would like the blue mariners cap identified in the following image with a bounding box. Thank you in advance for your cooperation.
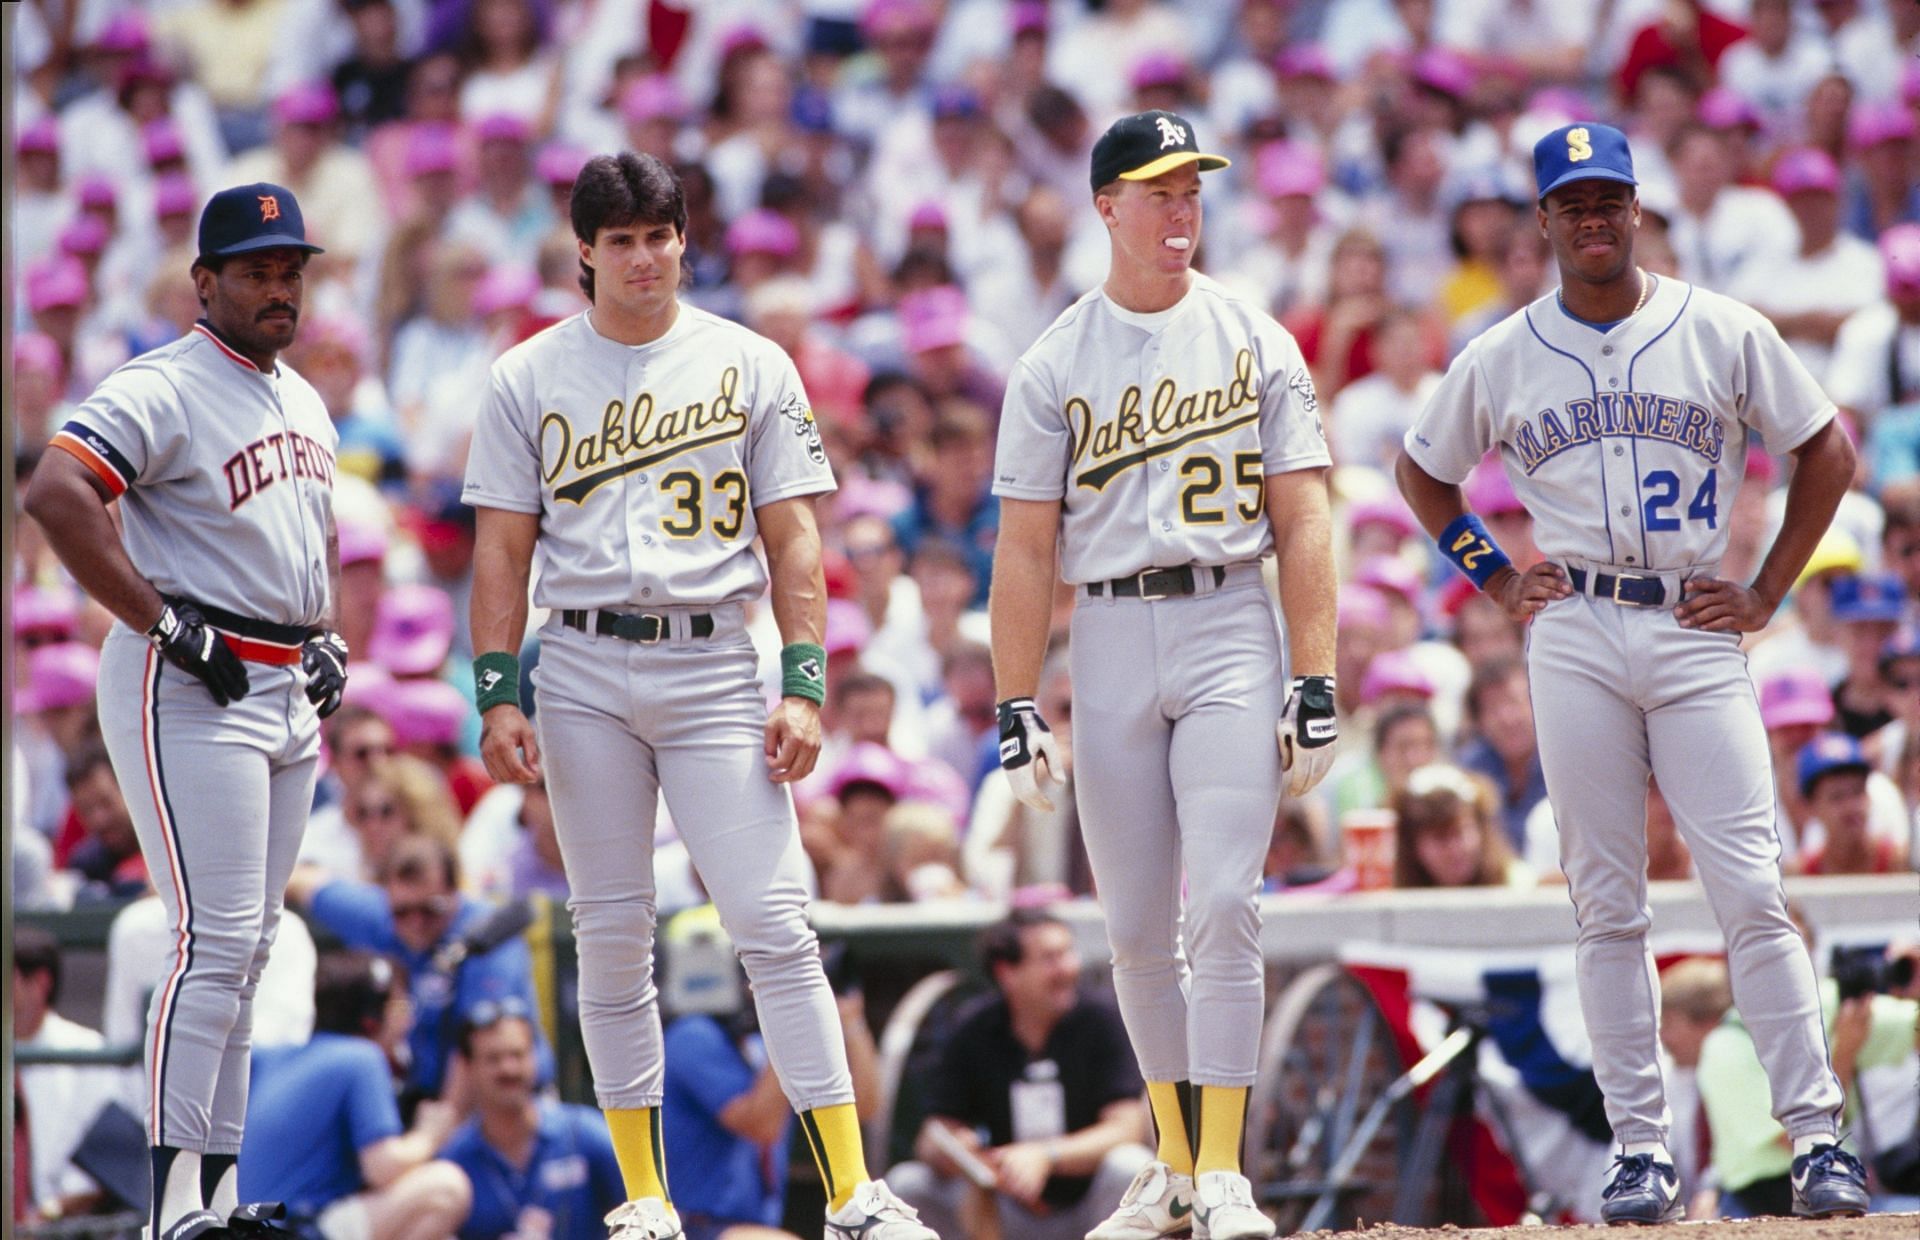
[1829,572,1907,624]
[1091,110,1230,193]
[196,182,324,263]
[1797,732,1870,799]
[1532,122,1636,201]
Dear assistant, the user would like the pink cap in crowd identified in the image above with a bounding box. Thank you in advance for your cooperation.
[1360,647,1435,705]
[1130,52,1188,92]
[829,741,909,800]
[862,0,935,38]
[76,174,117,210]
[1882,224,1920,294]
[338,517,389,566]
[404,123,461,177]
[1851,101,1916,150]
[1410,47,1474,99]
[1255,139,1325,198]
[14,584,80,642]
[475,113,530,144]
[1770,147,1840,197]
[907,201,949,231]
[475,265,540,317]
[1465,455,1525,516]
[1010,1,1048,37]
[824,598,873,656]
[1746,444,1778,487]
[619,75,687,124]
[1758,667,1835,731]
[19,116,60,156]
[19,641,101,713]
[60,215,112,257]
[27,257,89,312]
[345,663,398,721]
[902,759,970,822]
[1274,44,1334,80]
[153,174,199,219]
[1347,495,1421,540]
[725,209,800,258]
[387,677,468,748]
[537,142,589,185]
[142,118,186,164]
[1355,554,1422,605]
[275,81,340,127]
[1696,87,1762,131]
[1338,584,1393,630]
[900,285,969,353]
[718,22,771,58]
[93,11,151,53]
[369,584,455,676]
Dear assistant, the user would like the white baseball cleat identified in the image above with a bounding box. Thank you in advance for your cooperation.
[604,1197,683,1239]
[825,1179,940,1239]
[1085,1159,1196,1239]
[1191,1171,1276,1240]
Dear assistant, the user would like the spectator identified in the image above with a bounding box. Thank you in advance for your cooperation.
[1796,734,1910,875]
[446,114,554,268]
[16,639,101,840]
[891,407,999,606]
[1828,573,1906,740]
[60,740,149,900]
[1843,102,1920,242]
[656,906,883,1239]
[1828,224,1920,424]
[1331,701,1440,822]
[15,926,119,1220]
[1436,169,1526,328]
[1642,779,1695,883]
[883,801,968,902]
[304,706,398,866]
[1749,528,1861,686]
[966,645,1091,899]
[1455,654,1547,850]
[1287,229,1410,400]
[455,0,559,129]
[888,910,1153,1240]
[816,744,908,904]
[462,777,569,902]
[155,0,288,146]
[291,835,549,1102]
[227,81,389,270]
[442,1001,625,1240]
[1329,308,1442,469]
[1666,122,1798,292]
[388,677,493,815]
[289,319,409,490]
[1658,957,1734,1216]
[1391,762,1533,889]
[921,640,996,783]
[240,952,472,1237]
[332,0,417,136]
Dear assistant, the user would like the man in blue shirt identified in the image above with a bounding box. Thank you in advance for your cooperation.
[442,1004,625,1240]
[290,835,550,1103]
[239,951,471,1238]
[1454,654,1548,850]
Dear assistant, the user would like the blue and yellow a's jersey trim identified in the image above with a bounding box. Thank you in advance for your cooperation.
[51,420,136,496]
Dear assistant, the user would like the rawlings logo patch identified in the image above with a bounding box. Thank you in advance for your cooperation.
[780,391,827,465]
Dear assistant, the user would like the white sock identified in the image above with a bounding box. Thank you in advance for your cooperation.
[156,1149,205,1234]
[1621,1141,1672,1164]
[205,1162,239,1216]
[1793,1133,1837,1158]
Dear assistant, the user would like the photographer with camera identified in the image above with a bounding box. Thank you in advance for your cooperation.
[657,906,884,1240]
[1698,906,1920,1216]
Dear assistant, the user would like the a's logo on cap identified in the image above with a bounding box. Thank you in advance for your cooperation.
[258,194,281,222]
[1566,128,1593,162]
[1155,116,1188,149]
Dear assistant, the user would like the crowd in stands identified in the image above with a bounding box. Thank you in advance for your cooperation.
[12,0,1920,1234]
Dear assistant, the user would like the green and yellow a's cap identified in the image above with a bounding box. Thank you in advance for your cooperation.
[1090,110,1230,193]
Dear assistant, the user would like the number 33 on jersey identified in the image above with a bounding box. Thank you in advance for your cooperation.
[462,307,834,608]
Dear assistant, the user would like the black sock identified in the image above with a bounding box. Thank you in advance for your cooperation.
[201,1152,238,1210]
[150,1146,185,1236]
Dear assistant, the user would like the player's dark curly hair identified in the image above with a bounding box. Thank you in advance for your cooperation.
[569,151,687,301]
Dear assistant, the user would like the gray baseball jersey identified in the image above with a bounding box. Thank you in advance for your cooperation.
[993,272,1325,1093]
[993,272,1329,583]
[1404,278,1845,1150]
[462,307,836,607]
[56,322,334,1153]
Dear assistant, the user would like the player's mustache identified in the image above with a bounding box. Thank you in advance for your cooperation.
[259,304,298,320]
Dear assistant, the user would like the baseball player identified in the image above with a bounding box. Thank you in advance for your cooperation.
[990,110,1338,1240]
[1395,122,1871,1223]
[23,183,348,1240]
[461,152,936,1240]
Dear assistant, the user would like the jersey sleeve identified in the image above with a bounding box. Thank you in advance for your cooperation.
[991,357,1069,500]
[1257,324,1333,475]
[51,361,191,497]
[461,355,544,515]
[1734,307,1836,452]
[1404,344,1497,485]
[745,345,836,506]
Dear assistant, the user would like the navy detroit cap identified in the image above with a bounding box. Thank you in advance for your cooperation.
[1091,110,1230,193]
[1533,122,1636,200]
[196,182,324,262]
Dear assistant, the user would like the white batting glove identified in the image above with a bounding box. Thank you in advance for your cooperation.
[1279,675,1339,797]
[997,697,1064,812]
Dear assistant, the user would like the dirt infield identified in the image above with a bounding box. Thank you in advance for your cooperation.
[1308,1212,1917,1239]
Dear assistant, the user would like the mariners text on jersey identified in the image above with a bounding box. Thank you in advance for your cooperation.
[1513,391,1727,475]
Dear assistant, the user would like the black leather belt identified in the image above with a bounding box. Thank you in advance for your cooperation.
[1566,567,1667,607]
[561,609,714,643]
[171,597,313,644]
[1086,565,1227,599]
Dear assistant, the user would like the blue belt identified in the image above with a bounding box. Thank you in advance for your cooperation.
[1566,566,1667,607]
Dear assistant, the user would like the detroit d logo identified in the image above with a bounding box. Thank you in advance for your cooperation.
[258,194,282,221]
[1155,117,1187,149]
[778,391,827,465]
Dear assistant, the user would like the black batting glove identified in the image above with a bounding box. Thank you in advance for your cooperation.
[148,601,250,706]
[301,630,350,718]
[997,696,1064,812]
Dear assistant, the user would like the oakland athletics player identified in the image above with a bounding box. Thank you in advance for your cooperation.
[462,152,936,1240]
[989,111,1338,1240]
[23,183,346,1240]
[1396,122,1871,1223]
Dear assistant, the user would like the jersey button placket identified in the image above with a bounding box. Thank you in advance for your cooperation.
[626,357,657,602]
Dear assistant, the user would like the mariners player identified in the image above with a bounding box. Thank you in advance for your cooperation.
[462,152,936,1240]
[23,183,348,1240]
[990,111,1338,1240]
[1396,122,1871,1223]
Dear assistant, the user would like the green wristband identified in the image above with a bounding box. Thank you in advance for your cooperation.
[781,642,827,706]
[473,651,521,713]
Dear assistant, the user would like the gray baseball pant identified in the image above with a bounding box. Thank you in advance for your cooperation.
[533,606,854,1111]
[97,625,319,1152]
[1528,590,1844,1144]
[1069,568,1286,1087]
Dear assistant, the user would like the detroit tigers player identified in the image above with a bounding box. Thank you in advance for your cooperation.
[1396,123,1871,1223]
[989,111,1338,1240]
[462,152,936,1240]
[23,183,347,1240]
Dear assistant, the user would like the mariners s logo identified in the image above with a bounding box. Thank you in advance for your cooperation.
[779,391,827,465]
[1567,127,1592,162]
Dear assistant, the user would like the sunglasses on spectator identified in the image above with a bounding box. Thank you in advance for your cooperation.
[391,895,453,920]
[357,799,401,819]
[464,995,533,1030]
[346,742,393,762]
